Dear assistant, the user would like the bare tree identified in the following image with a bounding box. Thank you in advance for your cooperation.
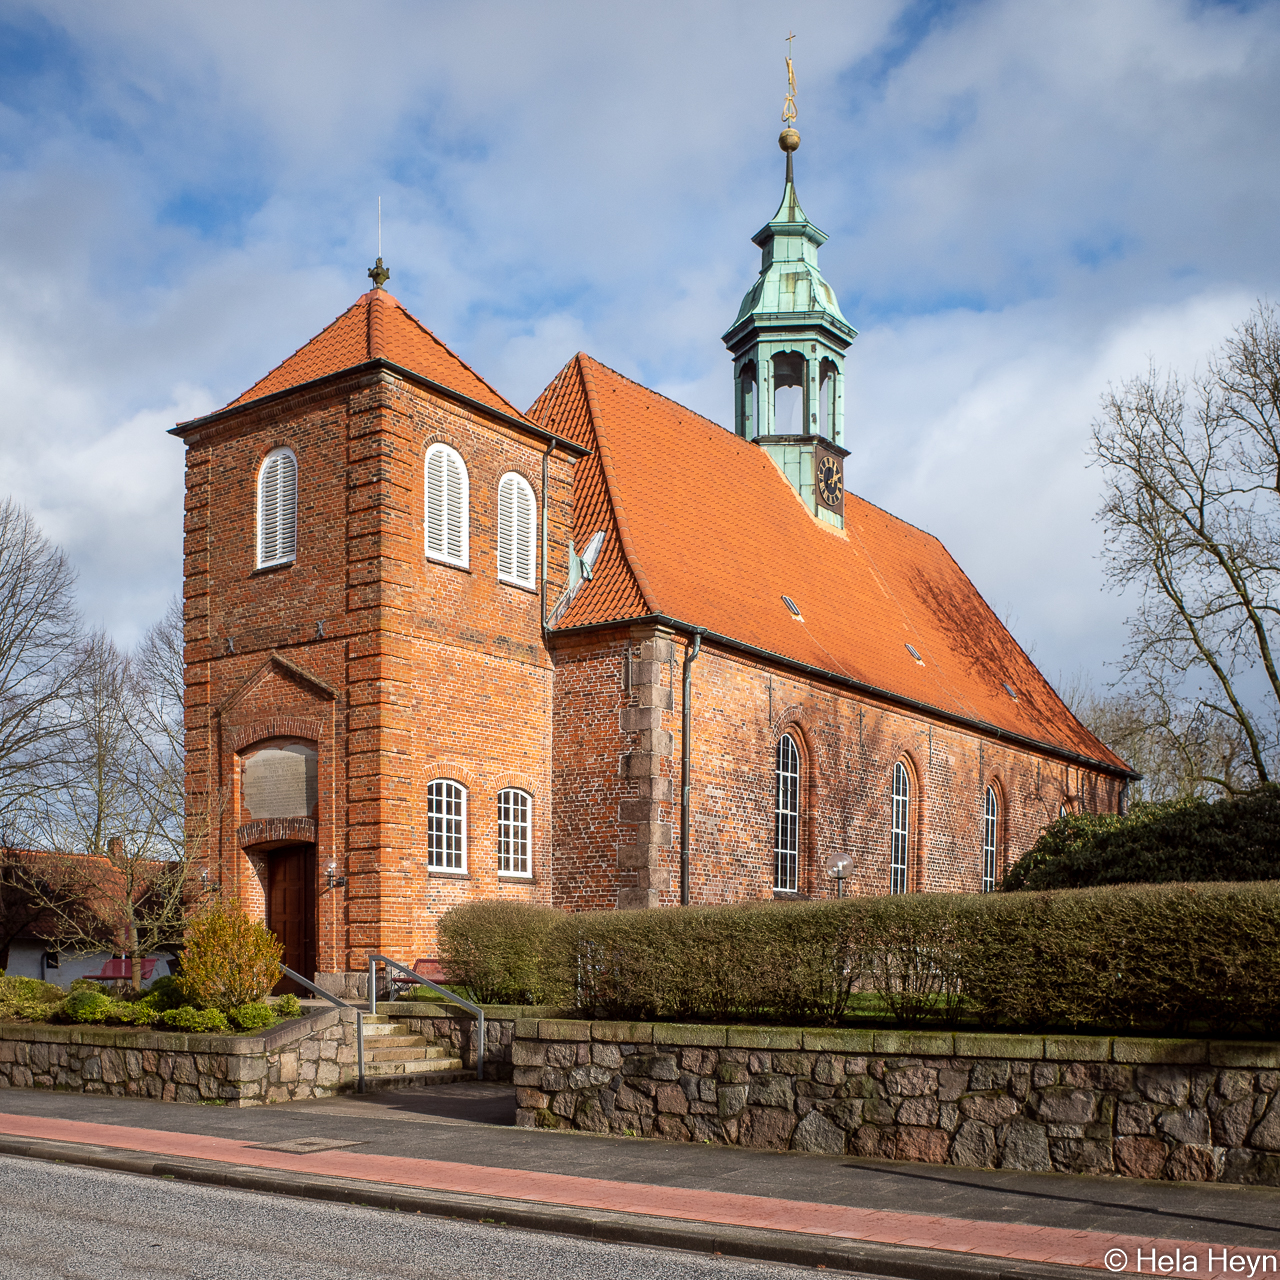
[1060,673,1252,802]
[0,499,83,830]
[1093,302,1280,794]
[29,622,209,990]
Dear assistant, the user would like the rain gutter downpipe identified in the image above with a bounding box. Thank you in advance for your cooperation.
[680,628,706,906]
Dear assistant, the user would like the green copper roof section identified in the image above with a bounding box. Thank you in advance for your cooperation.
[725,177,856,338]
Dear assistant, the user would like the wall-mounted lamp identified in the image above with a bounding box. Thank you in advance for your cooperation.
[326,863,346,890]
[200,869,221,893]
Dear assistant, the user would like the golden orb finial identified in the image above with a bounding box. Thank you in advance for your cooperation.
[779,127,800,153]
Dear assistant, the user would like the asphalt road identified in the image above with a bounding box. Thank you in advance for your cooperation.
[0,1154,808,1280]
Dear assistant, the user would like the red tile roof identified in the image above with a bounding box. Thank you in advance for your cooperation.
[530,353,1128,773]
[222,288,530,423]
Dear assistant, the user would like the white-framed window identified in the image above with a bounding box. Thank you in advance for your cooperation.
[498,788,532,876]
[427,779,467,872]
[497,473,536,589]
[774,734,800,892]
[257,447,297,569]
[890,761,910,894]
[425,443,468,568]
[982,786,998,893]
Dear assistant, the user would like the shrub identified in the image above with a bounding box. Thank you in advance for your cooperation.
[61,989,114,1024]
[1005,785,1280,890]
[177,900,283,1012]
[140,975,184,1012]
[452,883,1280,1035]
[273,993,302,1019]
[438,900,562,1004]
[228,1001,276,1032]
[159,1005,231,1034]
[0,975,66,1023]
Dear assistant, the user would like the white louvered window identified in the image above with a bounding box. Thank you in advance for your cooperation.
[498,788,532,876]
[890,761,910,894]
[427,780,467,872]
[497,473,536,589]
[982,786,998,893]
[773,734,800,892]
[424,444,468,568]
[256,447,297,569]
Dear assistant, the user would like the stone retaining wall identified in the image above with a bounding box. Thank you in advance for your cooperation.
[513,1022,1280,1185]
[0,1010,359,1107]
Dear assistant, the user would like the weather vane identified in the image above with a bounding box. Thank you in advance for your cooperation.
[782,32,797,125]
[368,196,390,289]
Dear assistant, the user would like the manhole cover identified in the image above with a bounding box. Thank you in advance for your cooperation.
[250,1137,367,1154]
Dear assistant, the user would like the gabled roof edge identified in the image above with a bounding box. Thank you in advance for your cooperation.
[550,610,1140,781]
[574,354,660,615]
[169,359,588,458]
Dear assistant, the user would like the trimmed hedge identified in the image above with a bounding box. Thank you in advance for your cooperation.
[437,899,561,1004]
[438,883,1280,1035]
[1004,785,1280,890]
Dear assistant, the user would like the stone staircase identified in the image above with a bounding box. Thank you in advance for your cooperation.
[360,1013,467,1082]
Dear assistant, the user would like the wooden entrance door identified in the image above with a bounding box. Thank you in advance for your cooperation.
[268,845,316,995]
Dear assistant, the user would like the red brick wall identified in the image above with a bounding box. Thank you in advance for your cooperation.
[549,630,1124,910]
[183,368,575,975]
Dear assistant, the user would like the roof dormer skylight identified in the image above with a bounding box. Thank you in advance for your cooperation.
[905,643,923,664]
[782,595,803,620]
[1003,683,1018,700]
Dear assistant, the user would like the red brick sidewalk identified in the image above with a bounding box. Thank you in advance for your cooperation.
[0,1111,1269,1277]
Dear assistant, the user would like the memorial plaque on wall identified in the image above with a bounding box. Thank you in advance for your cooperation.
[242,744,318,820]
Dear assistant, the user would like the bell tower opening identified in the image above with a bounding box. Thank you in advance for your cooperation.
[722,75,857,530]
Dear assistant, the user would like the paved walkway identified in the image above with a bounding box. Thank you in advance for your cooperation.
[1,1087,1277,1279]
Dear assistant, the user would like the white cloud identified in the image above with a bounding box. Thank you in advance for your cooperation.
[0,0,1276,694]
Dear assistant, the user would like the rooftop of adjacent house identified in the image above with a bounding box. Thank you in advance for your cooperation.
[530,352,1129,775]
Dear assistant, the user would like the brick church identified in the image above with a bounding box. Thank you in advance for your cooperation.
[174,133,1133,984]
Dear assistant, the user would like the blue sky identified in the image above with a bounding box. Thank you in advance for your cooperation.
[1,0,1278,697]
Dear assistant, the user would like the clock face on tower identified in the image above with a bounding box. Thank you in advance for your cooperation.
[816,452,843,510]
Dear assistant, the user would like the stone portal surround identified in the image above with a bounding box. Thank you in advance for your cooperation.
[0,1010,359,1107]
[513,1022,1280,1185]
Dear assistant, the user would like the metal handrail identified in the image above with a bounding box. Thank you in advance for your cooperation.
[279,963,365,1094]
[366,954,485,1081]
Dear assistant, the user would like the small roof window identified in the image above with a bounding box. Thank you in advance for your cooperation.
[782,595,803,620]
[1003,683,1018,700]
[905,643,923,664]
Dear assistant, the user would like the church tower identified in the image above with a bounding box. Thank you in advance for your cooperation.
[722,102,857,530]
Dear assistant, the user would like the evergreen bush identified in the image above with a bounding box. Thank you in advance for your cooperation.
[177,900,283,1012]
[273,993,302,1019]
[228,1001,276,1032]
[158,1005,231,1034]
[1004,785,1280,890]
[0,975,66,1022]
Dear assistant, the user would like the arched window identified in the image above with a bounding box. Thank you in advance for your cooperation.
[497,473,536,589]
[425,444,468,568]
[772,352,806,434]
[890,761,910,894]
[427,779,467,871]
[774,734,801,892]
[740,360,758,438]
[257,448,297,569]
[819,359,838,439]
[498,788,532,876]
[982,786,998,893]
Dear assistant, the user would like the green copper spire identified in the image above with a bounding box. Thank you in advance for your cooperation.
[723,118,857,529]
